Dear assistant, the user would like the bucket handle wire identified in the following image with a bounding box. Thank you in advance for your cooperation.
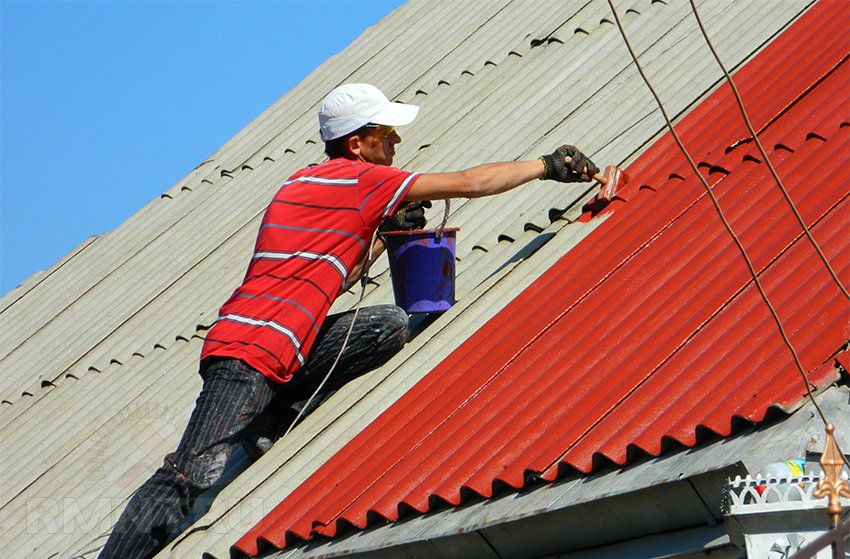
[435,199,450,238]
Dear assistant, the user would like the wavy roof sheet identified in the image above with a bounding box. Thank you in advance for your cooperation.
[234,2,849,554]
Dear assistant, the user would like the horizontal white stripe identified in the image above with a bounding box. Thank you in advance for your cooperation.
[284,175,357,187]
[253,250,348,279]
[383,172,420,218]
[220,314,306,366]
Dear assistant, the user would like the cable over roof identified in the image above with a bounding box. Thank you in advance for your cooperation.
[234,3,849,554]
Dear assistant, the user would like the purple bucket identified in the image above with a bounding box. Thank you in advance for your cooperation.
[383,228,459,313]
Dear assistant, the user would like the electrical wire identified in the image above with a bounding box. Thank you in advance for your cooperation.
[605,0,833,429]
[281,226,380,441]
[687,0,849,302]
[287,198,448,436]
[167,206,428,550]
[293,199,448,429]
[160,226,384,553]
[683,0,850,473]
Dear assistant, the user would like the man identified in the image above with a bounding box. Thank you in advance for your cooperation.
[99,83,597,559]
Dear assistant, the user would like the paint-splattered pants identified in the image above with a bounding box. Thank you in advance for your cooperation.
[98,304,409,559]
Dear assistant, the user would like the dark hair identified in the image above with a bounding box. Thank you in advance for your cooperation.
[323,125,370,159]
[324,136,350,159]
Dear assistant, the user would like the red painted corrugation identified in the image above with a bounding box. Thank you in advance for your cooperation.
[234,3,850,555]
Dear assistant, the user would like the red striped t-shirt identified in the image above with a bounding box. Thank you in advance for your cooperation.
[200,158,420,383]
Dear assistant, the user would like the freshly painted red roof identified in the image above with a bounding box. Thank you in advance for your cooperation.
[235,2,849,555]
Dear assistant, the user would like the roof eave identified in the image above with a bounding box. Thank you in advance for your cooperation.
[268,385,849,559]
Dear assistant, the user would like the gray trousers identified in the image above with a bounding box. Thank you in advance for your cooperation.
[99,305,409,559]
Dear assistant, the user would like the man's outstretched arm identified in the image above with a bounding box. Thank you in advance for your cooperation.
[403,145,598,202]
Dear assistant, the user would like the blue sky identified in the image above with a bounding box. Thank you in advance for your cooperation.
[0,0,405,296]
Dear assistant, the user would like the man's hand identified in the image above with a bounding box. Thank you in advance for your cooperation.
[379,201,432,233]
[540,145,599,183]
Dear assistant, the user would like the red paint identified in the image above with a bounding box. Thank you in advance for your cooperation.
[234,3,850,554]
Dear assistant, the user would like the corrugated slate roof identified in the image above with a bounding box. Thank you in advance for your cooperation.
[0,1,840,558]
[233,2,849,554]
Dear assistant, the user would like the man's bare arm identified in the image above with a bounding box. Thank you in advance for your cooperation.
[404,160,545,202]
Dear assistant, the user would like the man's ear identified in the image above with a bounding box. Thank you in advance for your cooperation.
[344,134,363,158]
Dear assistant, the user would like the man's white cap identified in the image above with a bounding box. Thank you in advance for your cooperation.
[318,83,419,141]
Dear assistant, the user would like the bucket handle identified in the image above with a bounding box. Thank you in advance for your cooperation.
[435,199,450,239]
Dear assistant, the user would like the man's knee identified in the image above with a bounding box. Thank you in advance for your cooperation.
[373,305,409,349]
[166,447,230,494]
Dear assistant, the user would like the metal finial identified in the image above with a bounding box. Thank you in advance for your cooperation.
[814,423,850,527]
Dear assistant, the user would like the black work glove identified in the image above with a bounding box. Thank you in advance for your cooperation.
[540,145,599,183]
[379,200,432,233]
